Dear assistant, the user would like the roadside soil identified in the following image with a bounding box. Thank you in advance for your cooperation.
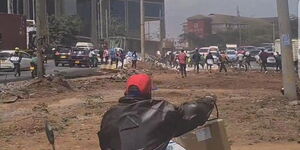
[0,62,299,150]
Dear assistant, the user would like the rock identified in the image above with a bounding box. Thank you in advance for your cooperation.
[289,100,300,106]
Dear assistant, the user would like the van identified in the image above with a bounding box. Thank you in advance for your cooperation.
[75,42,94,49]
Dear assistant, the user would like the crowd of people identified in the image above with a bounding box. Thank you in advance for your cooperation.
[99,48,139,69]
[162,48,283,78]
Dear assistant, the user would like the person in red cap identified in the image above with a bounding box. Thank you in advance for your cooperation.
[98,74,216,150]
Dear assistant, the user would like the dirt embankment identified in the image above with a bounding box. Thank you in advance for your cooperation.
[0,62,299,150]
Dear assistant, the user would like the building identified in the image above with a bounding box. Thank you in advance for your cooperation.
[185,15,211,38]
[184,13,270,37]
[0,0,166,53]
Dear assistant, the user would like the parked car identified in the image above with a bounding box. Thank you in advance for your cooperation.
[249,50,261,61]
[237,46,256,54]
[266,55,276,67]
[54,47,72,66]
[70,48,91,67]
[226,50,237,62]
[75,42,94,49]
[209,51,220,64]
[0,50,32,71]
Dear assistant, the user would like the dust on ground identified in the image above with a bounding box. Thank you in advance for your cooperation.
[0,62,299,150]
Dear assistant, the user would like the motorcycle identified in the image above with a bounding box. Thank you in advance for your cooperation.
[30,62,37,78]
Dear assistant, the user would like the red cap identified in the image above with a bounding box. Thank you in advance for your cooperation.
[126,74,152,98]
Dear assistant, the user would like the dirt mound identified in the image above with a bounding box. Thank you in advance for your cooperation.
[110,68,153,82]
[0,76,73,102]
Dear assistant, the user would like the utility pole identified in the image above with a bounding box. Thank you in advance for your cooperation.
[54,0,62,17]
[140,0,145,60]
[32,0,36,20]
[276,0,298,100]
[16,0,19,14]
[105,9,109,39]
[91,0,98,45]
[36,0,47,78]
[237,6,242,46]
[100,0,103,39]
[7,0,13,14]
[23,0,30,18]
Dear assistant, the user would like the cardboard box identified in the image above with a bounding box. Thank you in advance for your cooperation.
[174,119,231,150]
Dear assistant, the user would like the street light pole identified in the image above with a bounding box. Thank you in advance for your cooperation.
[7,0,12,14]
[276,0,298,100]
[100,0,103,39]
[140,0,145,60]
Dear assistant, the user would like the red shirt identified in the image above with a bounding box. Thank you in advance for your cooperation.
[178,52,187,64]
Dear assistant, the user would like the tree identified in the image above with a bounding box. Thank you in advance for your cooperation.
[179,33,202,49]
[48,15,82,47]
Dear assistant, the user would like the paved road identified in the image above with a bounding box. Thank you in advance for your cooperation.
[0,60,101,83]
[0,60,277,83]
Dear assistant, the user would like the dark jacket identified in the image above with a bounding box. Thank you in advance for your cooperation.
[192,53,201,63]
[206,53,214,61]
[98,96,215,150]
[259,52,268,62]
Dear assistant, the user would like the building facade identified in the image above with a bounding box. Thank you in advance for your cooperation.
[183,14,262,38]
[185,15,211,38]
[0,0,166,52]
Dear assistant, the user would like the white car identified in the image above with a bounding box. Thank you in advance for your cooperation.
[0,50,32,71]
[199,47,209,57]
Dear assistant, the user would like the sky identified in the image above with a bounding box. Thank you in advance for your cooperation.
[165,0,299,38]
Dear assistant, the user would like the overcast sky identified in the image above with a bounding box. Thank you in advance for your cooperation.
[165,0,299,38]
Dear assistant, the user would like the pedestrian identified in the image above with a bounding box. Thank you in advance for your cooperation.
[169,52,175,68]
[244,51,251,69]
[178,50,187,78]
[103,49,109,64]
[275,52,282,72]
[237,52,244,69]
[199,54,205,69]
[89,49,97,68]
[192,50,201,73]
[206,52,214,73]
[110,48,116,65]
[99,48,104,63]
[132,51,138,69]
[98,74,216,150]
[9,47,22,77]
[120,50,125,69]
[259,49,268,72]
[219,52,229,72]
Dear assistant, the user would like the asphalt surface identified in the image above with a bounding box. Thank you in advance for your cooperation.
[0,60,276,84]
[0,60,101,83]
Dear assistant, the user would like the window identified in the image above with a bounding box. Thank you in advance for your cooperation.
[21,52,31,58]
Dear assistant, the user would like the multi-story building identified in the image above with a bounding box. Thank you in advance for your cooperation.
[185,15,211,38]
[184,13,270,38]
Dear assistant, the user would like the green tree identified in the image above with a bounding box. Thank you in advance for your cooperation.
[48,15,82,47]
